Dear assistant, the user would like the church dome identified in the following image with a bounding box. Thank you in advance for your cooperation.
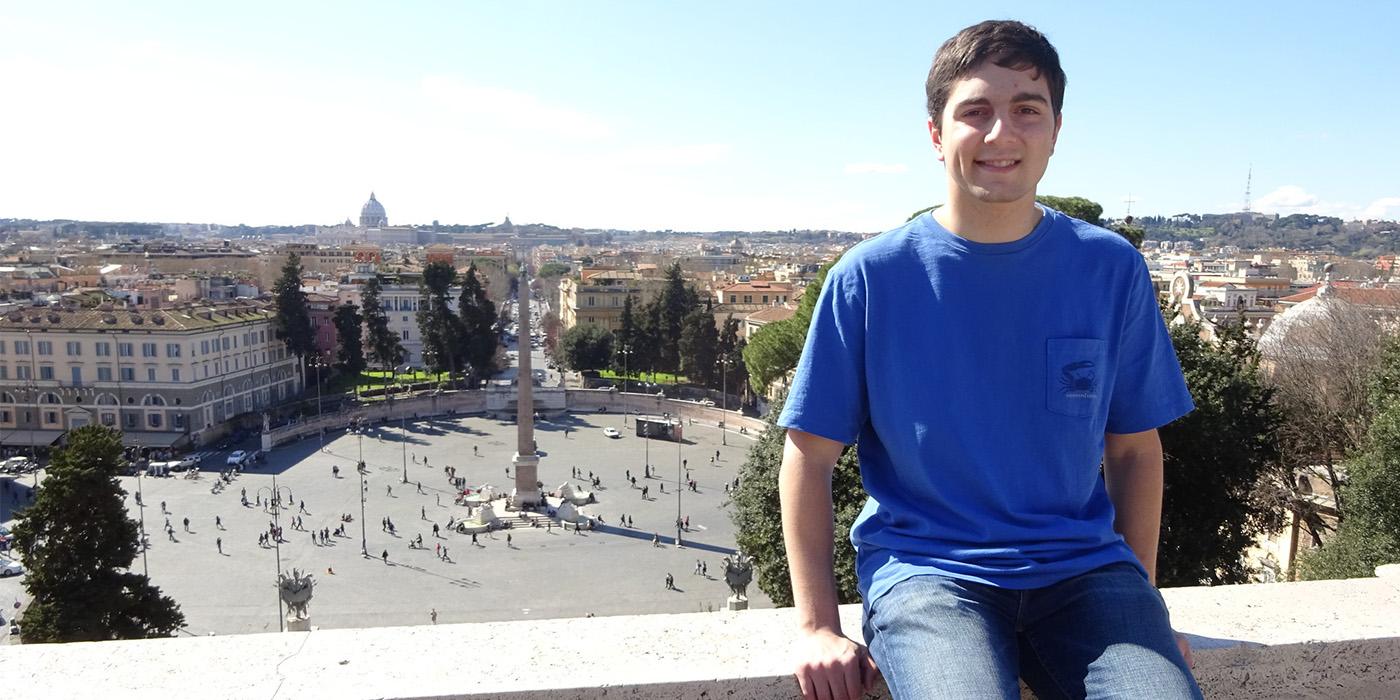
[359,192,388,228]
[1259,285,1342,361]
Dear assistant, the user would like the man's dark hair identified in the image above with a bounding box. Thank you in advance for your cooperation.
[925,20,1066,125]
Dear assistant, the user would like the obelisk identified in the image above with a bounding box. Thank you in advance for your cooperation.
[512,270,541,508]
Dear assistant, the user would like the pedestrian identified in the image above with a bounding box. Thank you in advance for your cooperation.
[299,500,306,513]
[216,537,223,554]
[312,533,316,546]
[695,559,702,575]
[507,533,512,547]
[652,532,659,547]
[436,493,440,507]
[382,549,388,563]
[161,500,167,514]
[422,506,427,520]
[332,465,339,478]
[684,516,689,530]
[183,517,190,532]
[702,560,707,576]
[714,449,720,461]
[471,532,478,545]
[436,542,441,557]
[386,485,392,497]
[417,480,423,494]
[167,528,175,542]
[430,608,438,624]
[433,523,440,537]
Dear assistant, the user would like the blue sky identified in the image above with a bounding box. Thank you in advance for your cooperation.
[2,1,1397,232]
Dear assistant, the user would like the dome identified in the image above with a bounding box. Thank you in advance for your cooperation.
[1259,286,1344,360]
[359,192,388,228]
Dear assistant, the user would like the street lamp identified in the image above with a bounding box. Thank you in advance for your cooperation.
[355,420,368,556]
[135,471,149,577]
[716,356,731,446]
[313,356,325,451]
[674,413,683,548]
[398,364,410,484]
[257,478,294,632]
[618,345,633,426]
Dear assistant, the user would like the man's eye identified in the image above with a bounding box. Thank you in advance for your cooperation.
[962,109,985,118]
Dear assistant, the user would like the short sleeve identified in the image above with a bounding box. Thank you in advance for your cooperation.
[777,260,869,445]
[1105,260,1194,434]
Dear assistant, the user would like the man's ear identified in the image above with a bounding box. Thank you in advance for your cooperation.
[1051,112,1063,156]
[928,117,945,162]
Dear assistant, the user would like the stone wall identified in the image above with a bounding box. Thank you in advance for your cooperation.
[2,573,1397,699]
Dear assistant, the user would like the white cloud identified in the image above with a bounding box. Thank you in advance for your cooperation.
[1254,185,1318,210]
[1361,197,1400,221]
[844,162,909,175]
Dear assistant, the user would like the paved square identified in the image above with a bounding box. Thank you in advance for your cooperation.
[99,411,767,635]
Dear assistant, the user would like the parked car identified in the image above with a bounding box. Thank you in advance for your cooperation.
[0,558,24,578]
[176,455,201,470]
[0,457,32,474]
[603,427,621,439]
[226,451,248,466]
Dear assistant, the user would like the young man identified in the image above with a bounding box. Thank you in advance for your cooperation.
[778,20,1201,700]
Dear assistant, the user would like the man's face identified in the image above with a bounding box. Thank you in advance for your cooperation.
[929,61,1062,210]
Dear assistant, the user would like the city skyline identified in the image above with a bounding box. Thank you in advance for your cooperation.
[2,2,1397,231]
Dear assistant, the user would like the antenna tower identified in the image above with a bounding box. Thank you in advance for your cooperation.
[1123,193,1136,219]
[1243,165,1253,213]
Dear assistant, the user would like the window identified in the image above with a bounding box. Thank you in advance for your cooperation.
[119,342,133,357]
[16,366,30,380]
[743,295,752,303]
[587,296,595,307]
[37,341,52,356]
[222,337,230,351]
[101,413,115,426]
[260,330,266,343]
[45,411,58,424]
[15,341,30,355]
[147,413,162,428]
[0,410,9,423]
[142,343,157,357]
[121,367,135,381]
[66,341,81,356]
[166,343,181,357]
[98,367,112,381]
[728,295,736,303]
[124,413,137,429]
[761,295,769,304]
[39,366,53,380]
[201,340,209,354]
[171,368,181,382]
[173,413,184,428]
[0,340,6,354]
[71,367,82,385]
[0,366,6,379]
[401,330,410,340]
[96,342,111,356]
[147,368,156,382]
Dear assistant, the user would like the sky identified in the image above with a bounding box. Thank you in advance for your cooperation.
[2,1,1398,232]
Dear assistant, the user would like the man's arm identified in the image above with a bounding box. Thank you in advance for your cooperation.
[1102,428,1164,583]
[1104,428,1194,666]
[780,428,879,700]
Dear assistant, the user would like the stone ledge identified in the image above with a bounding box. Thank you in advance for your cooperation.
[1,576,1397,699]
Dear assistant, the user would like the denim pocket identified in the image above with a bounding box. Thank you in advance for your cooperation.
[1047,338,1106,418]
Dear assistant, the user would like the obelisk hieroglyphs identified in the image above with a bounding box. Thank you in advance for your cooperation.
[512,270,541,507]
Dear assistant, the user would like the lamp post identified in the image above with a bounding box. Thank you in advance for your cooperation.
[399,365,410,484]
[674,413,683,548]
[356,421,368,556]
[618,345,633,426]
[314,357,325,451]
[642,422,650,481]
[716,356,731,446]
[135,471,149,577]
[25,329,38,484]
[257,478,294,632]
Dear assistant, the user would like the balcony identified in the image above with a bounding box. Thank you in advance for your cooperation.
[1,569,1396,698]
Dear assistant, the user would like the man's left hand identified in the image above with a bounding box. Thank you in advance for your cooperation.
[1175,631,1193,668]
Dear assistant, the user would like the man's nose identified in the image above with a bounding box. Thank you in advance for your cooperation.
[984,113,1015,143]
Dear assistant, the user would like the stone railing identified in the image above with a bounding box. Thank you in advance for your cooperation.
[4,571,1397,698]
[263,389,765,450]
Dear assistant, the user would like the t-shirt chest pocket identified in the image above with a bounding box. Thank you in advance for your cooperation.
[1046,338,1106,418]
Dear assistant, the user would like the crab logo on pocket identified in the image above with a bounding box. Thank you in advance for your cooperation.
[1060,360,1097,399]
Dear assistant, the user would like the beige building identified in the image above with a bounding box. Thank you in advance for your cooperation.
[557,271,666,332]
[0,300,301,450]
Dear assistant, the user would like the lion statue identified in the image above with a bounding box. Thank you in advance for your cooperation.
[723,551,754,600]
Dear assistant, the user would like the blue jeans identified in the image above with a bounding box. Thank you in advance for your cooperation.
[862,562,1201,700]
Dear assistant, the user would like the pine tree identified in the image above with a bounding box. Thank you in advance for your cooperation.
[331,302,366,375]
[361,276,404,385]
[655,262,698,374]
[272,252,315,379]
[456,264,499,386]
[416,262,460,382]
[612,294,639,377]
[679,308,719,386]
[12,426,185,642]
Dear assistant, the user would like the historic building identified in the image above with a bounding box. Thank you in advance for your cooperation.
[0,300,301,451]
[360,192,388,228]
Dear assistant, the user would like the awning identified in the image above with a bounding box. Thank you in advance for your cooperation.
[0,429,66,448]
[121,431,186,448]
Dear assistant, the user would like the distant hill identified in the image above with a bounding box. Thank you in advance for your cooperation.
[1136,213,1400,258]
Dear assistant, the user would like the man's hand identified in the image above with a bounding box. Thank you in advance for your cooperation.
[794,628,881,700]
[1175,631,1194,669]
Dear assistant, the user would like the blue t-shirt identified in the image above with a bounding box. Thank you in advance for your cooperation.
[778,207,1193,605]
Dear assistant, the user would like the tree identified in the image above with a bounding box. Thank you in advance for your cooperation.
[1111,220,1146,249]
[679,308,719,386]
[717,315,748,399]
[655,262,698,374]
[415,261,461,382]
[331,303,366,375]
[730,392,866,606]
[456,263,499,385]
[1297,335,1400,580]
[557,323,613,372]
[1264,294,1387,547]
[1157,318,1285,586]
[743,260,836,396]
[537,262,571,278]
[612,294,639,375]
[12,426,185,642]
[272,252,315,376]
[1036,195,1103,225]
[361,276,404,383]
